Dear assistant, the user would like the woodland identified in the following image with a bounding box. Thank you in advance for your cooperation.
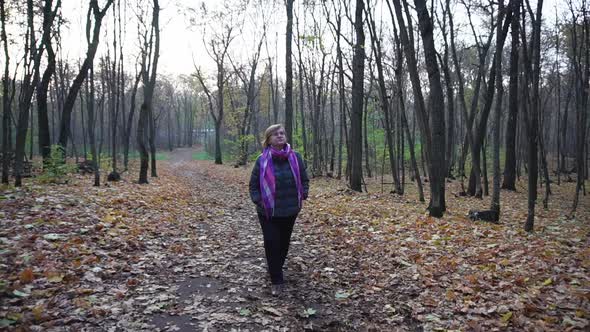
[0,0,589,331]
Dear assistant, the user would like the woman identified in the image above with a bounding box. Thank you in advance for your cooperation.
[249,124,309,295]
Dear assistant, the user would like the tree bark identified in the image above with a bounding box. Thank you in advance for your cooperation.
[138,0,160,183]
[366,5,401,193]
[502,0,521,190]
[413,0,447,215]
[349,0,365,192]
[523,0,544,232]
[1,0,11,184]
[285,0,294,144]
[15,0,59,186]
[58,0,114,153]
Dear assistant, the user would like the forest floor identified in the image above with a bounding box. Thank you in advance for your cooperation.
[1,147,589,331]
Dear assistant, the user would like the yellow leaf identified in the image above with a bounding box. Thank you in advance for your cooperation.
[501,311,513,323]
[445,290,457,301]
[48,274,64,283]
[19,268,34,284]
[32,305,44,321]
[103,213,115,223]
[542,278,553,286]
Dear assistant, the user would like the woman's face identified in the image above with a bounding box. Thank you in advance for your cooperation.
[269,128,287,149]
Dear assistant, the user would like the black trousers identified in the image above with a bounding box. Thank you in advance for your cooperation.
[258,214,297,284]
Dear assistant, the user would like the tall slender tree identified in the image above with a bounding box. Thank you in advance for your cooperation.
[285,0,294,144]
[349,0,365,192]
[137,0,160,184]
[58,0,114,154]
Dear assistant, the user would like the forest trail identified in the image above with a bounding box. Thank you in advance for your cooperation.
[2,147,588,331]
[143,147,416,331]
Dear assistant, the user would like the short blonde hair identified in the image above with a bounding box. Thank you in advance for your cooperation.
[263,124,284,147]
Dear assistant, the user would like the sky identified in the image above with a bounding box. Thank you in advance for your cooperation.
[3,0,570,80]
[58,0,287,79]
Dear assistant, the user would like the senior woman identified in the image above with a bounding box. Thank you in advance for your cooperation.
[249,124,309,295]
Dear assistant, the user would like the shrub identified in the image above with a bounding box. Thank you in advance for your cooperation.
[37,145,77,184]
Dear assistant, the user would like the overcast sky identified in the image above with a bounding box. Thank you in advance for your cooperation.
[3,0,569,79]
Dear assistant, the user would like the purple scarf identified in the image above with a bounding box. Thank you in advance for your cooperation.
[259,143,303,219]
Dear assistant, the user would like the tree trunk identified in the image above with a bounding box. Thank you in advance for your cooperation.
[502,0,521,190]
[1,0,10,184]
[571,6,589,213]
[87,67,100,186]
[15,0,58,186]
[349,0,365,192]
[388,0,444,214]
[285,0,294,144]
[413,0,447,215]
[137,104,149,184]
[58,0,114,154]
[367,6,401,192]
[123,69,141,171]
[524,0,544,232]
[491,2,506,219]
[363,76,372,179]
[138,0,160,182]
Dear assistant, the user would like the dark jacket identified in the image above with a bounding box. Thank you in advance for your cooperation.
[249,151,309,218]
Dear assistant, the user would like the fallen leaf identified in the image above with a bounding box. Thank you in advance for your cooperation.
[43,233,62,241]
[12,289,29,297]
[262,307,283,316]
[501,311,513,323]
[300,308,317,318]
[542,278,553,286]
[19,268,34,284]
[335,290,350,299]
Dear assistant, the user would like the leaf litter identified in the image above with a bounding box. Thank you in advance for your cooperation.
[0,148,588,331]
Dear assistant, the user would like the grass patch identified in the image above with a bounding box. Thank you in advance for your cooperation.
[127,151,169,161]
[193,151,213,160]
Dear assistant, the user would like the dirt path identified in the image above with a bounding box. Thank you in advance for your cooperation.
[124,148,413,331]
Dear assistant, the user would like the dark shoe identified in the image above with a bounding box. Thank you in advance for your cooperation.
[270,283,284,296]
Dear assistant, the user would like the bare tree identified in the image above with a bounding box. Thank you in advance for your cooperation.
[285,0,294,144]
[388,0,446,216]
[366,2,402,194]
[37,1,62,165]
[58,0,114,155]
[349,0,365,192]
[14,0,60,186]
[491,0,508,220]
[502,0,522,190]
[204,25,234,165]
[521,0,544,231]
[137,0,160,184]
[229,27,266,166]
[1,0,11,184]
[568,0,589,214]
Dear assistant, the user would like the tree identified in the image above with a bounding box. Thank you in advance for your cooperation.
[14,0,60,186]
[137,0,160,184]
[1,0,11,184]
[491,0,508,221]
[229,27,266,166]
[388,0,446,216]
[58,0,114,155]
[502,0,522,190]
[366,2,402,194]
[521,0,544,232]
[349,0,365,192]
[568,0,589,215]
[37,0,62,165]
[205,23,234,165]
[285,0,294,144]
